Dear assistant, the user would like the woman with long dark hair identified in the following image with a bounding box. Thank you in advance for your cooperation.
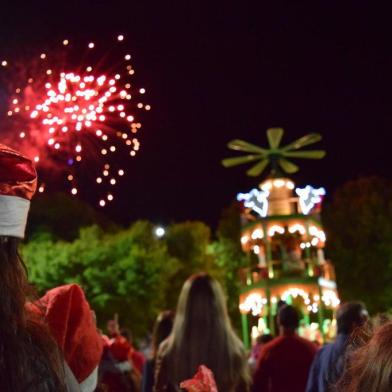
[0,144,67,390]
[0,144,101,391]
[154,273,250,391]
[0,236,66,391]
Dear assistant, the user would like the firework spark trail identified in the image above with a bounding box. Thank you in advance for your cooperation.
[1,35,150,207]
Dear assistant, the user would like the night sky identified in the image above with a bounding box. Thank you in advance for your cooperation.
[1,1,391,227]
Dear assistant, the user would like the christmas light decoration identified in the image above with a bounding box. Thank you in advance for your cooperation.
[267,225,285,236]
[237,188,269,217]
[288,223,306,235]
[296,186,326,215]
[251,228,264,240]
[239,293,265,316]
[241,235,249,244]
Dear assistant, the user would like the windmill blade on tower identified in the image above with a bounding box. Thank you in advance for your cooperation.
[281,133,322,151]
[278,158,299,173]
[222,154,264,168]
[227,139,267,154]
[266,127,284,149]
[246,158,269,177]
[283,150,326,159]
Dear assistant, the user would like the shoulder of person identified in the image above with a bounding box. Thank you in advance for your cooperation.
[263,336,282,349]
[257,336,280,358]
[318,341,333,354]
[299,336,320,354]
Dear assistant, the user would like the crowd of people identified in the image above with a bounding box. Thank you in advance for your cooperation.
[55,274,390,392]
[97,293,383,392]
[1,146,392,392]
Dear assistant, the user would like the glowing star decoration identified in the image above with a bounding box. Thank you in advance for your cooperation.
[1,35,149,207]
[237,188,269,217]
[296,186,326,215]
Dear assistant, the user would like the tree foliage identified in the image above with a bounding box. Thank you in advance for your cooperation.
[163,221,220,307]
[23,222,179,337]
[212,203,248,330]
[23,218,246,338]
[323,177,392,314]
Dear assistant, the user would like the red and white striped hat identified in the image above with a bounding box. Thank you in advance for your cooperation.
[0,144,37,238]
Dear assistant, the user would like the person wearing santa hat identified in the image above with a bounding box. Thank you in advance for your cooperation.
[99,319,146,391]
[0,144,102,391]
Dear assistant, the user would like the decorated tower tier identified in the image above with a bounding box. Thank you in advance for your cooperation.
[222,128,339,347]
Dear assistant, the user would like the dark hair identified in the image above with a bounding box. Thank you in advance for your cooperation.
[338,321,392,392]
[162,273,250,391]
[337,302,368,334]
[278,305,299,330]
[152,310,174,357]
[256,334,273,345]
[277,300,286,310]
[120,328,133,342]
[0,237,65,391]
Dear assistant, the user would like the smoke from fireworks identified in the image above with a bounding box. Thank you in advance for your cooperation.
[1,35,149,207]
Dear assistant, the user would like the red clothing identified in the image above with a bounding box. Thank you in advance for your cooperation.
[100,335,145,391]
[110,335,131,362]
[253,333,317,392]
[130,350,145,374]
[109,335,146,373]
[30,284,103,383]
[101,334,111,347]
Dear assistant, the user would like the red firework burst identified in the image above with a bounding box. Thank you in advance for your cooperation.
[1,35,149,207]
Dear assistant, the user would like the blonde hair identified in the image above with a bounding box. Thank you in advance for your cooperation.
[338,321,392,392]
[164,273,249,391]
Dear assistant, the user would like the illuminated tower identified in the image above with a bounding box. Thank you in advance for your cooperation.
[223,128,339,347]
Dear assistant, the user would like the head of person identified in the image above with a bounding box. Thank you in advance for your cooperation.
[278,305,300,334]
[165,273,250,390]
[107,319,120,337]
[152,310,174,356]
[277,300,286,310]
[336,302,368,335]
[339,321,392,392]
[0,144,64,390]
[256,334,273,346]
[120,328,133,343]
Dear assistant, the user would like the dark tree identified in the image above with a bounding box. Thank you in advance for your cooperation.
[323,177,392,314]
[213,202,248,330]
[27,192,117,241]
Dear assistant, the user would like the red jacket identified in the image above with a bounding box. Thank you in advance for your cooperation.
[253,333,317,392]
